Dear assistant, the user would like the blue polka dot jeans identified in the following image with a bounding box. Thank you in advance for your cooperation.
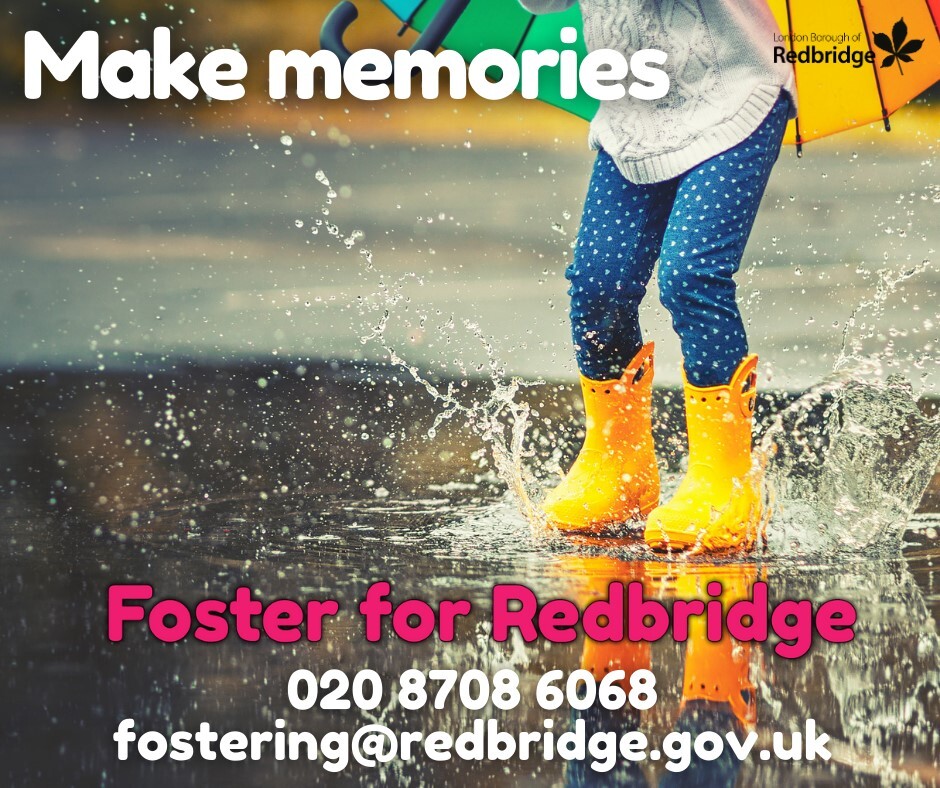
[567,93,790,386]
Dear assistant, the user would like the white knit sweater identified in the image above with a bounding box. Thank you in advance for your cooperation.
[519,0,797,184]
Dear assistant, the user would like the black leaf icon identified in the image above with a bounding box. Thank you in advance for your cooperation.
[873,17,925,75]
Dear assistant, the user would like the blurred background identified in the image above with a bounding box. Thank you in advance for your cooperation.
[2,0,938,390]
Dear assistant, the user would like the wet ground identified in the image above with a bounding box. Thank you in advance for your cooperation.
[1,122,939,785]
[2,362,939,786]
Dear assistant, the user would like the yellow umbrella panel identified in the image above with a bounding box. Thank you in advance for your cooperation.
[768,0,940,147]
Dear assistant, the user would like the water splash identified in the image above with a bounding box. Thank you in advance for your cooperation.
[305,172,549,531]
[837,258,933,369]
[760,365,940,555]
[382,325,545,529]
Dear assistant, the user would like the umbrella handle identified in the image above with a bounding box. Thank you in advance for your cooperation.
[320,1,361,65]
[320,0,471,69]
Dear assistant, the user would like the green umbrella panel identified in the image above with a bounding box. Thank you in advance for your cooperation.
[321,0,600,119]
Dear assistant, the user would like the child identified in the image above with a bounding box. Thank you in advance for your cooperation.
[522,0,797,552]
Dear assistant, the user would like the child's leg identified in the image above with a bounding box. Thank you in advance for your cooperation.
[543,150,672,531]
[567,149,675,380]
[657,95,790,387]
[645,96,790,554]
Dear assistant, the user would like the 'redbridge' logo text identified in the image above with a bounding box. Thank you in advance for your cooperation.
[773,17,925,74]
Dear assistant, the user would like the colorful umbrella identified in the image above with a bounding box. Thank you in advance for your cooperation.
[320,0,940,150]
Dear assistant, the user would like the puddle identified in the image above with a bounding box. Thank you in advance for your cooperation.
[2,362,938,785]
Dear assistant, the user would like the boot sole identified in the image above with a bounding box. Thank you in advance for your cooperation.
[547,493,660,534]
[645,515,763,555]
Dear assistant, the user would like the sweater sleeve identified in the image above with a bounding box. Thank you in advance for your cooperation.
[517,0,576,14]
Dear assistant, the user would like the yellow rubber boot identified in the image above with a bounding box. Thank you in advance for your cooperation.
[543,343,659,532]
[645,355,763,553]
